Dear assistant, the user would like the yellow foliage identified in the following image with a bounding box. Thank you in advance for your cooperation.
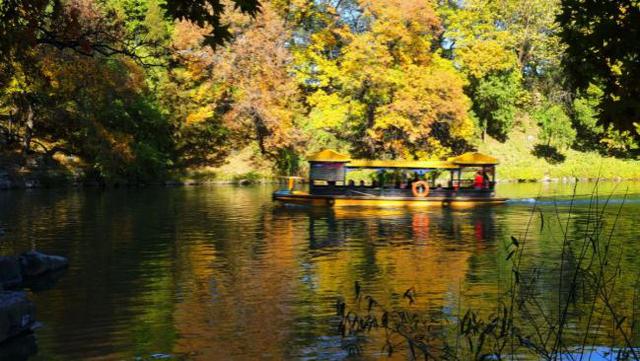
[186,106,214,124]
[298,0,474,159]
[307,91,358,130]
[457,40,518,79]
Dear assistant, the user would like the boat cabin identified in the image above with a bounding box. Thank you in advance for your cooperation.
[304,149,498,199]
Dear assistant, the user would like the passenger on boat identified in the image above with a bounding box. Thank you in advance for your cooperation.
[359,180,366,187]
[408,174,420,188]
[474,171,485,189]
[348,180,355,187]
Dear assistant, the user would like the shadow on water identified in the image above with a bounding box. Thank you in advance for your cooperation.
[0,334,38,361]
[20,268,68,293]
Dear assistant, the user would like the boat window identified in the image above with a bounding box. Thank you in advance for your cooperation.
[344,168,377,188]
[309,161,347,187]
[458,167,494,189]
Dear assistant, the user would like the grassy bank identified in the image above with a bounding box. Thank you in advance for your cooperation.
[168,147,276,185]
[4,129,640,189]
[478,124,640,182]
[0,147,276,189]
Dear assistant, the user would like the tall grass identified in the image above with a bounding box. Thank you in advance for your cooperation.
[334,185,640,360]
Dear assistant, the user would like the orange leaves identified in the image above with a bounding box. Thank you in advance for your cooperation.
[361,0,441,66]
[372,62,473,157]
[161,1,305,165]
[172,20,210,52]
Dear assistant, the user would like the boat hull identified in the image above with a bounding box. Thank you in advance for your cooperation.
[273,191,508,208]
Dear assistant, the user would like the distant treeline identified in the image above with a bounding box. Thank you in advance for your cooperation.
[1,0,639,181]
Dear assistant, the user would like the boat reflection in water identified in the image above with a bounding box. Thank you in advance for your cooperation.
[270,204,503,358]
[274,203,499,249]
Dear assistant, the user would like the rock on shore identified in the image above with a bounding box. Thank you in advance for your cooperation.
[0,252,69,289]
[19,251,69,278]
[0,251,69,345]
[0,292,35,344]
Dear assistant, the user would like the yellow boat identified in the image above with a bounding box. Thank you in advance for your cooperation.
[273,150,508,207]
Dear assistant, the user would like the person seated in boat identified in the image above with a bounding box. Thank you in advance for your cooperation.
[348,180,355,187]
[408,174,419,188]
[359,180,366,187]
[474,171,485,189]
[483,170,491,188]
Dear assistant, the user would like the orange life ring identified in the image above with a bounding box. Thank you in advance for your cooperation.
[412,181,429,197]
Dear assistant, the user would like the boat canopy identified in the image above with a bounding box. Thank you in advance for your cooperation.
[307,150,498,169]
[348,159,458,169]
[307,149,351,162]
[450,152,499,165]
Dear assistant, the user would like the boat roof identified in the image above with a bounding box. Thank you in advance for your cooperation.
[307,149,351,162]
[449,152,499,165]
[348,159,459,169]
[307,150,499,168]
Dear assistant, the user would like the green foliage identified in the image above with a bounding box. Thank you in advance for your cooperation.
[571,84,639,157]
[571,85,604,151]
[600,125,639,159]
[472,72,522,142]
[443,0,563,80]
[534,104,576,150]
[559,0,640,132]
[231,171,263,184]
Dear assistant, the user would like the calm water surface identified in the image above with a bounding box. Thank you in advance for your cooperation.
[1,182,640,360]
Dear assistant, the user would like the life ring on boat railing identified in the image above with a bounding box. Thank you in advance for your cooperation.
[412,181,430,197]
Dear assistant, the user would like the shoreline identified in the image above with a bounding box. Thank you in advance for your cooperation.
[0,174,637,191]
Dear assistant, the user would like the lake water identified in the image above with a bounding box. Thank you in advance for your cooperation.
[1,182,640,360]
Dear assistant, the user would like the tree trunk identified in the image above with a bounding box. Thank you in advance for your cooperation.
[21,105,34,155]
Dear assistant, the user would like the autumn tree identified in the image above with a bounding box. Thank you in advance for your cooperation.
[157,1,305,173]
[298,0,473,160]
[220,3,305,172]
[0,0,273,179]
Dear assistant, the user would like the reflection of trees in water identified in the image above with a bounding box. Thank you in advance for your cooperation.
[7,188,639,360]
[329,201,640,360]
[1,189,183,359]
[269,205,506,358]
[502,203,640,351]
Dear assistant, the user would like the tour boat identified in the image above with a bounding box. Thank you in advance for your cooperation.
[273,149,508,207]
